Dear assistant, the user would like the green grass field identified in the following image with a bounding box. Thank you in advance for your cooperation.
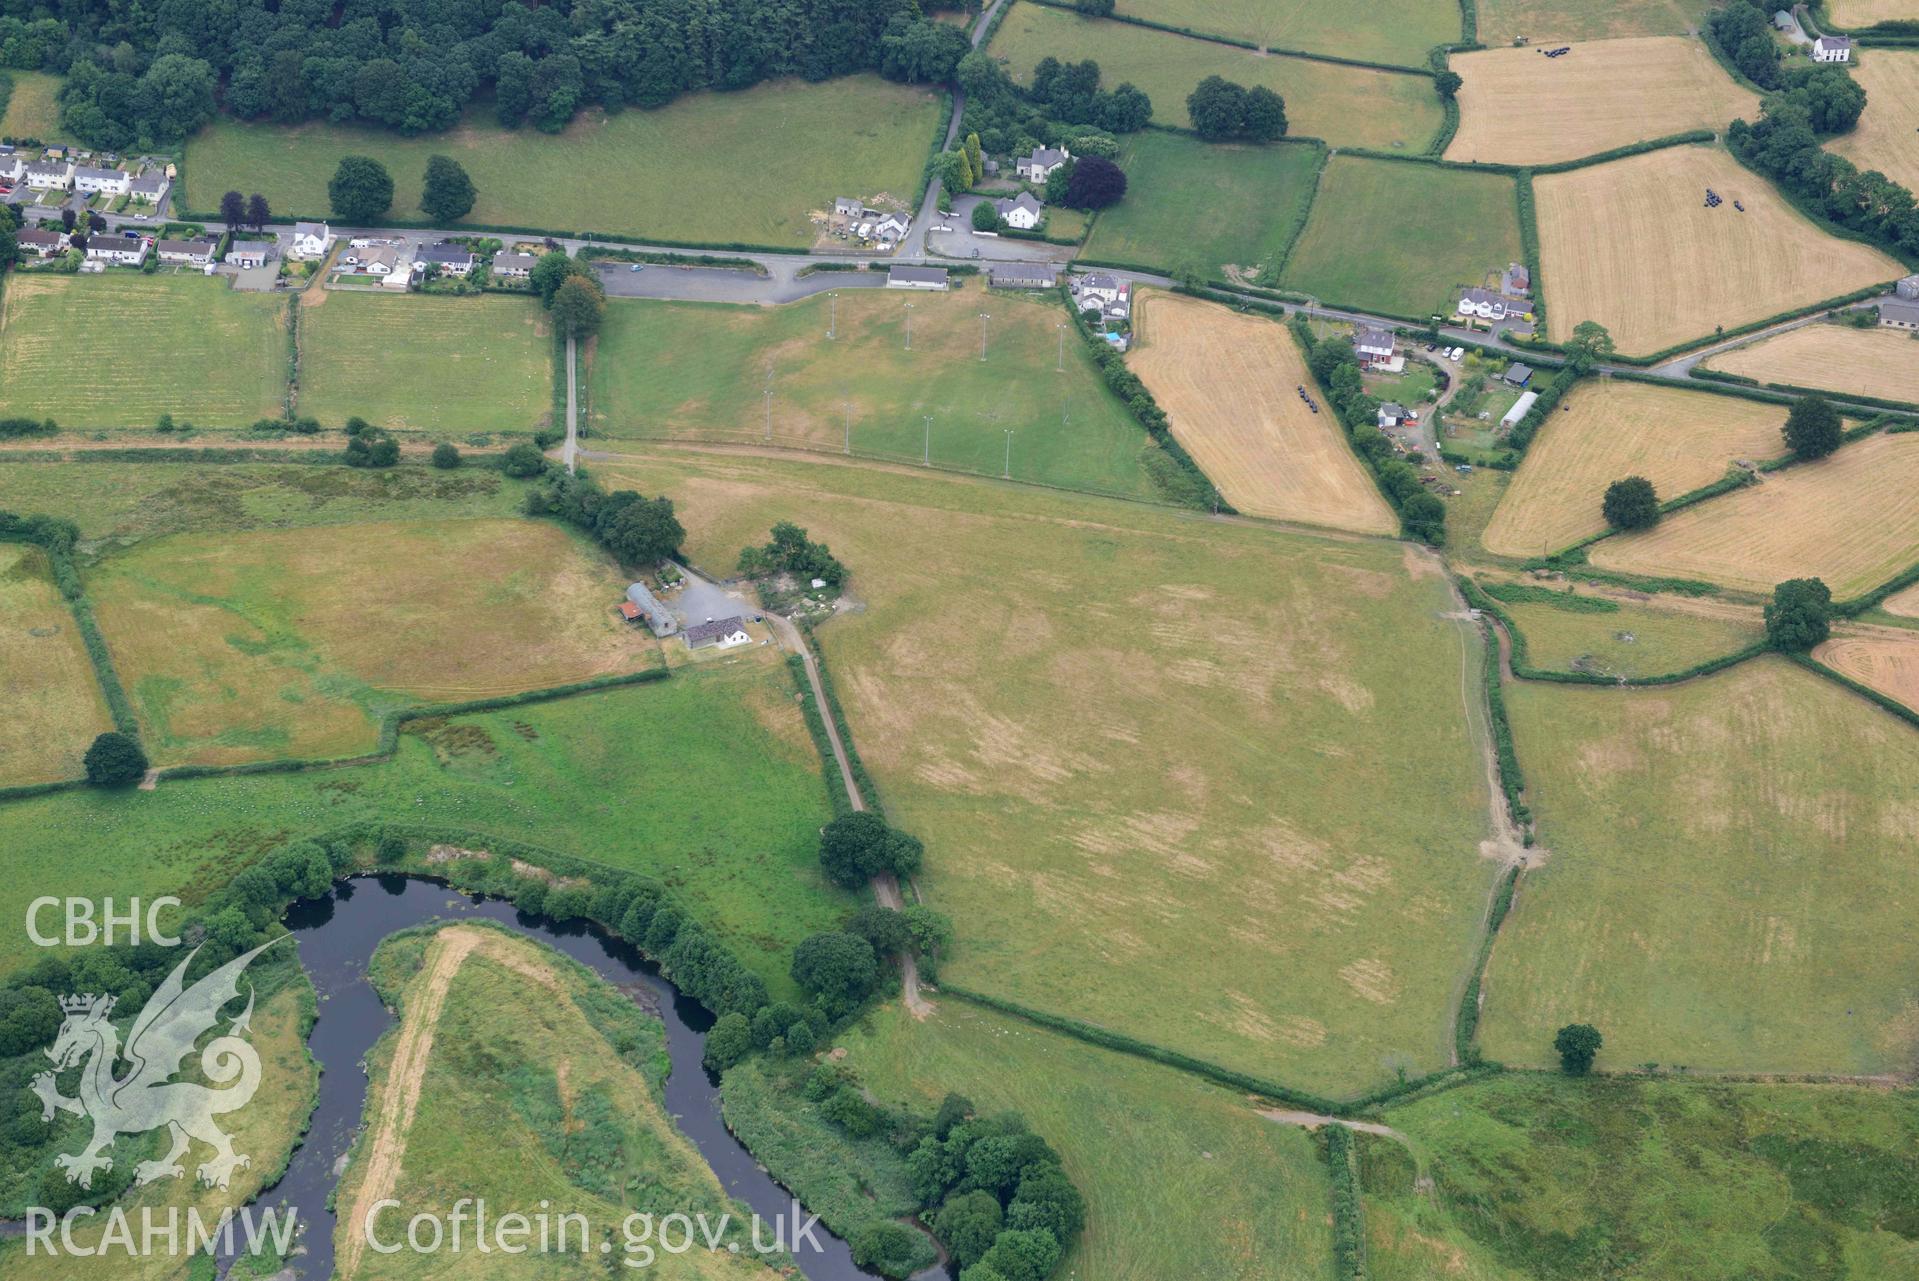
[586,290,1168,501]
[1112,0,1461,67]
[0,273,289,428]
[297,292,555,434]
[0,544,112,786]
[90,518,655,766]
[1369,1074,1919,1281]
[987,5,1443,148]
[0,461,527,542]
[184,77,941,246]
[0,70,62,139]
[601,448,1501,1097]
[337,924,773,1281]
[1283,155,1522,319]
[838,1002,1338,1280]
[0,668,848,996]
[1496,589,1764,679]
[1482,658,1919,1076]
[1082,130,1324,276]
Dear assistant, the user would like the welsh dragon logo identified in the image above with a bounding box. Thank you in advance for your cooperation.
[30,939,285,1190]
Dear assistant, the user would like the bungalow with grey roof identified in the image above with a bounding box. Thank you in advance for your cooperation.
[73,166,130,196]
[84,236,148,266]
[15,227,67,257]
[492,252,538,278]
[416,242,477,274]
[156,237,217,265]
[683,616,752,650]
[888,264,949,290]
[1016,146,1070,183]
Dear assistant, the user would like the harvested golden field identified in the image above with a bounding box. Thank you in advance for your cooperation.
[1832,50,1919,193]
[0,544,113,785]
[1447,38,1758,166]
[1826,0,1919,24]
[1481,379,1784,556]
[92,518,655,766]
[1537,146,1903,354]
[601,449,1501,1098]
[1706,322,1919,404]
[1886,580,1919,618]
[1816,629,1919,711]
[1592,430,1919,596]
[1129,291,1396,533]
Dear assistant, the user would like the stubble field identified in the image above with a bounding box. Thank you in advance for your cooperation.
[1590,429,1919,597]
[1706,322,1919,404]
[1816,629,1919,711]
[0,273,289,428]
[1480,379,1786,557]
[586,290,1167,501]
[1446,38,1758,166]
[1824,0,1919,24]
[298,292,555,434]
[1127,291,1395,531]
[1283,156,1523,319]
[602,448,1502,1097]
[1831,51,1919,192]
[1474,0,1720,42]
[91,518,654,765]
[1536,146,1903,353]
[0,544,113,785]
[988,4,1443,149]
[1480,658,1919,1075]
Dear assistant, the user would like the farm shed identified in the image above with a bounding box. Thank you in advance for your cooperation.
[1881,301,1919,331]
[227,240,275,268]
[1377,402,1412,427]
[623,582,677,636]
[1897,275,1919,301]
[1503,363,1534,386]
[1502,390,1540,427]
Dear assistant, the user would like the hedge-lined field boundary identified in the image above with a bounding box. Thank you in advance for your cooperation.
[1018,0,1437,75]
[1511,281,1898,367]
[1462,576,1770,686]
[1337,129,1714,178]
[793,623,884,812]
[1455,864,1520,1062]
[0,526,141,745]
[1323,1124,1365,1281]
[1788,651,1919,730]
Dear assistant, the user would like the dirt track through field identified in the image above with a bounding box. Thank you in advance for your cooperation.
[1707,323,1919,406]
[337,926,482,1277]
[1128,291,1396,533]
[1537,146,1902,353]
[1447,38,1757,166]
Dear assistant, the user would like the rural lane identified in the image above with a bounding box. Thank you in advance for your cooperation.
[765,612,933,1018]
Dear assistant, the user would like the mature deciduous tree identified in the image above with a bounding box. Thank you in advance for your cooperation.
[328,155,393,223]
[1765,577,1832,650]
[1783,395,1842,460]
[420,155,476,223]
[1602,476,1660,530]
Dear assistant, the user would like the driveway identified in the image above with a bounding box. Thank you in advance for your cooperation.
[931,196,1079,265]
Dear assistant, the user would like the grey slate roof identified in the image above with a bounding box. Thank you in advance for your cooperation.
[1503,362,1534,384]
[683,616,748,646]
[294,221,329,239]
[624,583,677,636]
[227,239,274,259]
[129,174,168,194]
[1881,300,1919,325]
[1023,146,1068,169]
[889,264,949,287]
[16,227,63,247]
[416,243,476,265]
[73,165,127,182]
[990,262,1058,287]
[996,191,1044,219]
[492,252,537,272]
[155,237,215,256]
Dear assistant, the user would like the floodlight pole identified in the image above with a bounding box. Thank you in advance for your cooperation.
[1056,323,1067,372]
[828,291,837,340]
[978,312,991,361]
[763,387,772,440]
[904,302,914,350]
[1003,428,1014,479]
[922,414,932,465]
[844,399,852,454]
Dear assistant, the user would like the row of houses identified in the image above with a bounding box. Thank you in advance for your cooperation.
[0,148,170,205]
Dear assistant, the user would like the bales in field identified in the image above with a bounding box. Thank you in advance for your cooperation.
[0,273,288,428]
[1283,155,1523,319]
[1480,380,1783,556]
[1830,50,1919,194]
[92,518,654,766]
[1706,323,1919,405]
[298,292,554,433]
[1591,429,1919,597]
[1536,145,1903,354]
[1127,291,1396,532]
[0,545,113,785]
[1475,0,1719,43]
[1815,630,1919,711]
[988,4,1443,150]
[1446,38,1758,166]
[1113,0,1459,66]
[1482,658,1919,1075]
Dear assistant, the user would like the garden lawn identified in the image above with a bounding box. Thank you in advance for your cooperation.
[839,1002,1338,1281]
[297,291,555,433]
[183,78,942,247]
[1082,129,1323,277]
[988,5,1443,149]
[1369,1074,1919,1281]
[1481,658,1919,1076]
[600,449,1501,1098]
[586,290,1168,501]
[0,273,288,428]
[88,518,656,766]
[1283,155,1522,319]
[1112,0,1460,67]
[0,667,848,996]
[0,544,112,786]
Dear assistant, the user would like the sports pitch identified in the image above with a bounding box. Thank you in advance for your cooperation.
[1128,290,1395,532]
[1446,37,1757,166]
